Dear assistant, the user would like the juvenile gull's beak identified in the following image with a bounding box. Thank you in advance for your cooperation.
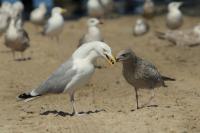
[115,54,123,62]
[105,54,116,65]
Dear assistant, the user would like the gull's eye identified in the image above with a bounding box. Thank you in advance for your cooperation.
[122,53,128,57]
[103,48,107,52]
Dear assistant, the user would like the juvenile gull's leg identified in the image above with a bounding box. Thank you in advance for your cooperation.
[134,88,139,109]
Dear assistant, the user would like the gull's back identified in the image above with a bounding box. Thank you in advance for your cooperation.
[32,58,77,95]
[123,57,163,89]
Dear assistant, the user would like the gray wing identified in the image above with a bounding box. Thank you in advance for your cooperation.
[136,58,162,81]
[32,58,77,95]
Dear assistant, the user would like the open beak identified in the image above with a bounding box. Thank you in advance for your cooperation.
[104,54,116,65]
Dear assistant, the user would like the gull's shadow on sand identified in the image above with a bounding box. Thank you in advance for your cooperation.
[130,105,158,112]
[40,109,106,117]
[14,57,32,62]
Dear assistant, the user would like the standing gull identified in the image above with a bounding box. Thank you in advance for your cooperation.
[42,7,66,42]
[166,2,183,30]
[4,15,30,60]
[30,3,47,27]
[156,25,200,47]
[87,0,104,18]
[78,18,103,47]
[116,49,175,109]
[133,18,149,36]
[87,0,113,18]
[0,4,11,36]
[12,1,24,17]
[18,41,116,115]
[142,0,155,19]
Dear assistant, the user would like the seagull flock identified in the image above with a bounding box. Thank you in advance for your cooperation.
[2,0,199,116]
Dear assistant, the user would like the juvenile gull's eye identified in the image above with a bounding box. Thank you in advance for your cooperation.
[122,53,127,57]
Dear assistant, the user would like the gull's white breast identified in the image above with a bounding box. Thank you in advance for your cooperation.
[64,59,95,93]
[46,14,64,36]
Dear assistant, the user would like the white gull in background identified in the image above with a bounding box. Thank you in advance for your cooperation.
[18,41,116,115]
[30,3,47,27]
[166,2,183,30]
[87,0,113,18]
[133,18,149,36]
[142,0,155,19]
[42,7,66,42]
[0,2,12,36]
[78,18,103,47]
[12,1,24,16]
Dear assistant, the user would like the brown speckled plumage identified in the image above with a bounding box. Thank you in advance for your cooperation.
[116,49,175,109]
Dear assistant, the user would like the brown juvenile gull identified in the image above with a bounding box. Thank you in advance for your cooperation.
[116,49,175,109]
[133,18,149,36]
[156,25,200,47]
[4,14,30,60]
[78,18,103,47]
[166,2,183,30]
[17,41,116,116]
[142,0,155,19]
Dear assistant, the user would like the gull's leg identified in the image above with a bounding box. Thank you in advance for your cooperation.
[70,93,78,116]
[142,88,157,108]
[134,88,139,109]
[12,50,16,60]
[148,89,156,106]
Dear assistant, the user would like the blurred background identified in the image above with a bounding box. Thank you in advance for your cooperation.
[1,0,200,19]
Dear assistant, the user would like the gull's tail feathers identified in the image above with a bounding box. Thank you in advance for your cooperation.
[17,92,41,102]
[162,75,176,81]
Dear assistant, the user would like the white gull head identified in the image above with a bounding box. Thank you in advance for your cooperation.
[73,41,115,65]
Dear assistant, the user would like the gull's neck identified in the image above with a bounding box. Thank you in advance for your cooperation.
[169,7,181,14]
[88,26,100,35]
[52,12,62,18]
[73,43,100,64]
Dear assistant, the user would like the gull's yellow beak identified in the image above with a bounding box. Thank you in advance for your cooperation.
[61,8,67,14]
[105,54,116,65]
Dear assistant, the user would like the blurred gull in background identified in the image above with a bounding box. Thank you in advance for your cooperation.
[166,2,183,30]
[41,7,66,42]
[156,24,200,47]
[87,0,113,18]
[4,14,30,60]
[0,2,12,36]
[142,0,155,19]
[133,18,149,36]
[30,2,47,28]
